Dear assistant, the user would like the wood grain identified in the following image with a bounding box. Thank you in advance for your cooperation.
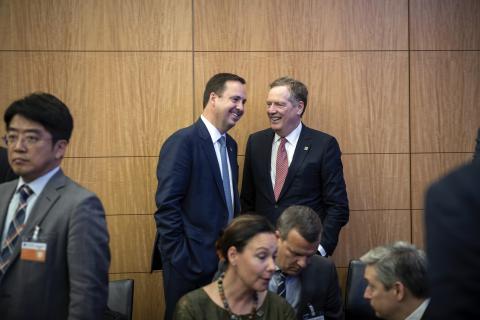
[411,153,473,209]
[411,51,480,153]
[107,215,157,274]
[0,0,192,50]
[0,51,193,157]
[195,0,407,51]
[62,157,157,216]
[195,52,409,154]
[410,0,480,50]
[332,210,411,267]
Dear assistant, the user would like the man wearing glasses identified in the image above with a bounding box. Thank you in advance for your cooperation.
[0,92,110,319]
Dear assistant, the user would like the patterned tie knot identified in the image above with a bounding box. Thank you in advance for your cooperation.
[19,185,33,203]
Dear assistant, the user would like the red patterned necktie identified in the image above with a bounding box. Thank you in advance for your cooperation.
[274,137,288,201]
[0,184,33,276]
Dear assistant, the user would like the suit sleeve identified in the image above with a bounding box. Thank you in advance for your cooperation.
[320,137,349,255]
[240,135,256,213]
[67,195,110,320]
[154,134,191,265]
[324,262,344,320]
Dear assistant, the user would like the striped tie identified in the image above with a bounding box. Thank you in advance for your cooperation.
[274,137,288,201]
[277,270,287,298]
[219,136,234,222]
[0,185,33,276]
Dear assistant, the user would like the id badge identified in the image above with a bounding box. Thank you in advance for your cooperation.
[20,226,47,263]
[302,304,325,320]
[21,241,47,262]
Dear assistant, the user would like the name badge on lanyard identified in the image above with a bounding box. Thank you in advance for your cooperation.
[20,226,47,263]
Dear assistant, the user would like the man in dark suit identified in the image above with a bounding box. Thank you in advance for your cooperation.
[0,92,110,319]
[473,127,480,163]
[425,160,480,319]
[360,242,430,320]
[270,205,343,320]
[0,146,17,183]
[153,73,246,320]
[241,76,349,256]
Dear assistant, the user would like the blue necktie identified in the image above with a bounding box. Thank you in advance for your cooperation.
[277,270,287,298]
[0,185,33,277]
[219,136,234,222]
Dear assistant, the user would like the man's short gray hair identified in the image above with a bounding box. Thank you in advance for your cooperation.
[360,241,428,298]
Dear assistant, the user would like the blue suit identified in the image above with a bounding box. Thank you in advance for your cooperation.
[152,119,240,320]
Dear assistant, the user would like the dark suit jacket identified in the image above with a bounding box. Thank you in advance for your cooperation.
[0,170,110,320]
[241,125,349,255]
[152,119,240,281]
[297,256,343,320]
[0,147,17,183]
[425,162,480,319]
[473,128,480,163]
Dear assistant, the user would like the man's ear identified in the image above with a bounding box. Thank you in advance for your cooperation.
[393,281,406,301]
[54,140,68,160]
[296,101,304,115]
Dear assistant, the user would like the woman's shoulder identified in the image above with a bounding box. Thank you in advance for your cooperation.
[260,292,296,319]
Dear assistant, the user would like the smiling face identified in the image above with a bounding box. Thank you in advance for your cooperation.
[228,232,277,292]
[275,228,318,276]
[6,114,67,182]
[266,85,303,137]
[209,80,246,133]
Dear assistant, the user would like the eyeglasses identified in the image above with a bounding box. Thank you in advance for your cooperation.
[2,134,52,147]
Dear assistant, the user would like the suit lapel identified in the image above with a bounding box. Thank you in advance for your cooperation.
[0,181,18,242]
[196,120,228,208]
[3,170,65,275]
[260,130,276,201]
[278,125,312,201]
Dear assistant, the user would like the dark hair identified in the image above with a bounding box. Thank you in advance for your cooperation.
[202,73,246,108]
[216,215,275,264]
[269,77,308,116]
[276,205,322,243]
[4,92,74,143]
[360,241,428,299]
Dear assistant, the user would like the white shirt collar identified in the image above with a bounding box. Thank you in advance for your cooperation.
[274,122,302,145]
[16,166,61,196]
[405,299,430,320]
[201,115,224,143]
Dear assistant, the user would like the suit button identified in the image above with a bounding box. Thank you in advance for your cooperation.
[274,205,278,208]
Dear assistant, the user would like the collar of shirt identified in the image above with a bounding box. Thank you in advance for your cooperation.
[405,299,430,320]
[273,122,302,147]
[201,115,225,144]
[16,166,61,196]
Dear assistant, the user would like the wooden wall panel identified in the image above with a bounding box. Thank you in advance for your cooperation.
[62,157,157,215]
[0,52,193,157]
[194,0,407,51]
[332,210,411,267]
[410,0,480,50]
[343,154,410,210]
[0,0,192,50]
[110,272,164,320]
[107,215,156,274]
[195,52,409,154]
[411,51,480,153]
[412,210,424,249]
[411,153,472,209]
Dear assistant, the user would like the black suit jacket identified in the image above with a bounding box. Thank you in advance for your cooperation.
[425,162,480,319]
[152,119,240,281]
[297,256,343,320]
[0,147,17,183]
[241,125,349,255]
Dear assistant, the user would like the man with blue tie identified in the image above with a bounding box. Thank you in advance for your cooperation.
[152,73,247,320]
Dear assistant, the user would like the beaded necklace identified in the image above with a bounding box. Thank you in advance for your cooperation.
[217,272,258,320]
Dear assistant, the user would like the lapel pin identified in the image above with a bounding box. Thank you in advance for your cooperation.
[304,146,309,151]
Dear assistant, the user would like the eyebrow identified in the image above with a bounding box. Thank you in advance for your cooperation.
[7,128,43,135]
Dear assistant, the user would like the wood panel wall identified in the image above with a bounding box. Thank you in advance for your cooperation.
[0,1,478,319]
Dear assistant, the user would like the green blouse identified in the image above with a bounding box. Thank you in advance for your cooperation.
[173,288,296,320]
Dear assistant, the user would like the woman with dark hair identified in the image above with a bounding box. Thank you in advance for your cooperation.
[173,215,295,319]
